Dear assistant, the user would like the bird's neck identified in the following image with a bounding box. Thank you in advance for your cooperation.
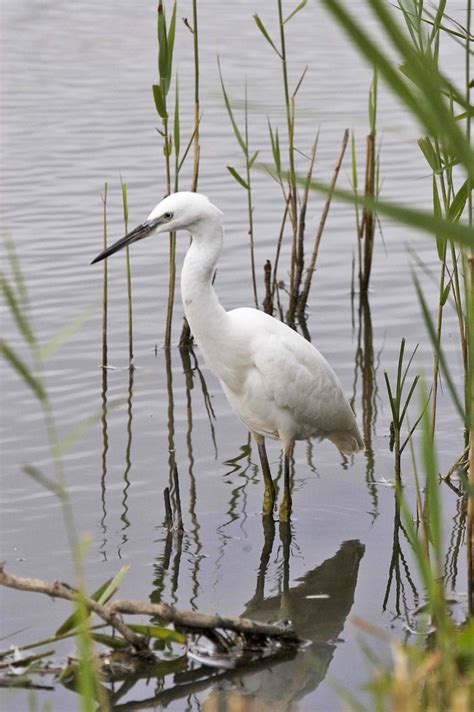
[181,218,229,362]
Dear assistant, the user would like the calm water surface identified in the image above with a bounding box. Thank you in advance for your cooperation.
[1,1,469,710]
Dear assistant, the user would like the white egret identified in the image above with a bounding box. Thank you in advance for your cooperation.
[92,192,364,520]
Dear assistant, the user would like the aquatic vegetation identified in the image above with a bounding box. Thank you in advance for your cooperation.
[1,0,473,709]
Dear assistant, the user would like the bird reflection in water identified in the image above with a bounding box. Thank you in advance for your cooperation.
[203,532,365,712]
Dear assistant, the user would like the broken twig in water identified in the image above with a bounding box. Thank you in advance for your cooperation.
[0,566,301,654]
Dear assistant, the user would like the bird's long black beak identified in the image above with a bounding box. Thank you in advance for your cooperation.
[91,218,161,265]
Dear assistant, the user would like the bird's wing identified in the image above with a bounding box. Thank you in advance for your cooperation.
[247,316,357,435]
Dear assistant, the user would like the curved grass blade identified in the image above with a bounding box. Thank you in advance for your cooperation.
[293,176,474,249]
[253,14,282,57]
[0,273,36,347]
[39,299,98,362]
[0,340,45,401]
[55,566,129,637]
[284,0,308,25]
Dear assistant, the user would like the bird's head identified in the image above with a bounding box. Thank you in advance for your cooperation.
[91,191,222,265]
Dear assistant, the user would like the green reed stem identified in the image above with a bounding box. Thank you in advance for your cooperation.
[120,179,133,364]
[101,183,108,370]
[191,0,200,192]
[276,0,298,311]
[244,83,258,308]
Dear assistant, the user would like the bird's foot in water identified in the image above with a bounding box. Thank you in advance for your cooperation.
[279,494,292,523]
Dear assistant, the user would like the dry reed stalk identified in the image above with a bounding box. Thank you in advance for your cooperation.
[287,134,319,325]
[297,129,349,319]
[263,260,273,315]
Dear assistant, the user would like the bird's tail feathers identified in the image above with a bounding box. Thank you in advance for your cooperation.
[328,427,365,456]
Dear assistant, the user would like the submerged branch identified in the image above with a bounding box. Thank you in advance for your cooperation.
[0,566,300,650]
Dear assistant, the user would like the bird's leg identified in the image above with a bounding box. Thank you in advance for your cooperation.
[279,448,293,522]
[254,435,275,517]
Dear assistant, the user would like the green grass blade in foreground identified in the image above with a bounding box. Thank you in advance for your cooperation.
[55,398,124,457]
[413,273,465,421]
[23,465,62,498]
[55,566,128,637]
[321,0,474,177]
[3,235,29,307]
[292,175,474,249]
[0,273,36,348]
[39,299,98,362]
[0,339,46,401]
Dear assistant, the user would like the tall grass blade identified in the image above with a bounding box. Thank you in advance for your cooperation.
[39,300,98,362]
[0,340,45,401]
[0,273,36,347]
[297,177,474,248]
[414,273,465,421]
[23,465,62,497]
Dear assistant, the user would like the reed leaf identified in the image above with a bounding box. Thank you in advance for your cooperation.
[284,0,308,25]
[165,1,177,94]
[127,624,185,644]
[268,120,281,176]
[23,465,62,497]
[55,567,128,637]
[296,177,474,249]
[321,0,474,177]
[0,339,45,401]
[0,272,36,348]
[253,14,282,57]
[447,178,469,221]
[39,300,98,362]
[413,273,465,420]
[227,165,249,190]
[91,632,128,650]
[3,235,28,307]
[217,58,247,155]
[152,83,168,119]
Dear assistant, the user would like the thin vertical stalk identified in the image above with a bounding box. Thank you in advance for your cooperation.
[466,0,473,616]
[164,118,176,349]
[287,133,318,324]
[276,0,298,297]
[298,129,349,318]
[180,0,200,347]
[121,179,133,364]
[101,182,108,369]
[360,132,376,292]
[191,0,200,192]
[244,83,258,308]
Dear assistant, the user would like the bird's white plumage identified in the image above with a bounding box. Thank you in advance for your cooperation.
[143,191,363,457]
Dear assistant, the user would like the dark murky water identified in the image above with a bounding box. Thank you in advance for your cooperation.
[1,1,469,710]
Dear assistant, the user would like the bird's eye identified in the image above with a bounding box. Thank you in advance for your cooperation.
[164,212,173,220]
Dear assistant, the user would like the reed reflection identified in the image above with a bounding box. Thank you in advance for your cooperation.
[444,494,467,592]
[118,364,134,558]
[99,183,109,561]
[353,292,379,518]
[99,358,108,562]
[383,497,418,617]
